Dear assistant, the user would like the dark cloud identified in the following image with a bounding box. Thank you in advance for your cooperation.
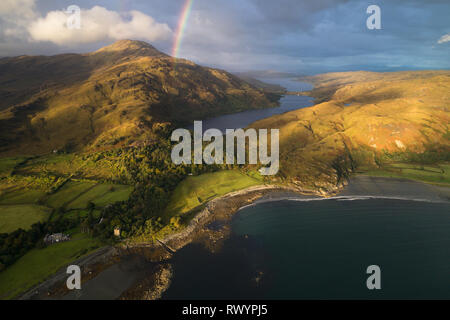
[248,0,351,30]
[0,0,448,73]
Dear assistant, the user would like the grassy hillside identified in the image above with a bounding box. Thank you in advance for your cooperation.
[357,163,450,186]
[0,175,133,235]
[0,152,135,298]
[0,40,278,156]
[164,170,264,218]
[233,74,287,93]
[251,70,450,191]
[0,205,51,234]
[0,232,102,299]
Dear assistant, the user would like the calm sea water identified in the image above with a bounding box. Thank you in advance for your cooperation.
[189,78,313,133]
[163,199,450,299]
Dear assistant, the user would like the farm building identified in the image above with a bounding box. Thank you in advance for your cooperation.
[44,233,70,245]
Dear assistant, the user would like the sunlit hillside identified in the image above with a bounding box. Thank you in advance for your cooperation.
[251,71,450,192]
[0,40,278,156]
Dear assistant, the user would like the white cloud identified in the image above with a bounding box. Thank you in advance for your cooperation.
[27,6,172,46]
[437,34,450,44]
[0,0,37,38]
[0,0,36,20]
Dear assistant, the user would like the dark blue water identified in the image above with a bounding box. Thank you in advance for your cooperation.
[163,199,450,299]
[189,78,313,133]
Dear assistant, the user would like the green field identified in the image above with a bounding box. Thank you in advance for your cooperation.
[0,189,47,205]
[164,170,264,218]
[360,162,450,186]
[0,179,133,234]
[63,209,102,221]
[0,205,51,233]
[66,184,133,209]
[46,181,97,208]
[0,153,132,299]
[0,232,102,299]
[14,154,77,176]
[0,157,26,177]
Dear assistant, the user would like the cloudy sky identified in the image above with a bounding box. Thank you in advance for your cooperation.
[0,0,449,74]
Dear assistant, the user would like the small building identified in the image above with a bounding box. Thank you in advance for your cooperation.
[44,233,70,245]
[114,227,121,237]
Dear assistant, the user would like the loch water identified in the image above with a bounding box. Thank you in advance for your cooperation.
[163,198,450,299]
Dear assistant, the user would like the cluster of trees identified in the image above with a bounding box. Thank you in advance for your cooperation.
[81,136,226,241]
[0,216,79,270]
[378,143,450,165]
[1,130,251,269]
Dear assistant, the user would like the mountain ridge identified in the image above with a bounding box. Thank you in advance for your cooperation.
[251,70,450,191]
[0,40,278,156]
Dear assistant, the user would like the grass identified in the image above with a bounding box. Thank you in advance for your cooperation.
[13,154,75,177]
[0,189,47,205]
[46,181,96,208]
[66,184,133,209]
[0,232,103,299]
[66,209,102,220]
[0,205,51,233]
[0,178,132,233]
[0,157,26,177]
[61,209,89,221]
[164,170,264,218]
[359,162,450,186]
[14,153,118,181]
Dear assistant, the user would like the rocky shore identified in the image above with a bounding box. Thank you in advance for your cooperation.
[22,176,449,300]
[119,263,173,300]
[21,184,301,300]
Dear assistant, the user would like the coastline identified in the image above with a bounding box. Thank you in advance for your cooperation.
[246,175,450,208]
[21,175,449,300]
[18,184,294,300]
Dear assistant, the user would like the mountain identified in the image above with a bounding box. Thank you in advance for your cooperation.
[235,70,301,79]
[251,70,450,192]
[0,40,278,155]
[233,75,286,93]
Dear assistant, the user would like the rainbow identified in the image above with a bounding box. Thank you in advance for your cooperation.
[172,0,194,59]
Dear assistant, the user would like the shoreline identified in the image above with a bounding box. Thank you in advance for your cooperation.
[18,184,294,300]
[19,175,449,300]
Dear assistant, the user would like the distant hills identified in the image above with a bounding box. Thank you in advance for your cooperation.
[233,75,286,93]
[234,70,301,79]
[251,70,450,192]
[1,42,448,191]
[0,40,278,155]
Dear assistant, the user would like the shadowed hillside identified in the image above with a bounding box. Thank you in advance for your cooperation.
[0,40,278,155]
[251,71,450,192]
